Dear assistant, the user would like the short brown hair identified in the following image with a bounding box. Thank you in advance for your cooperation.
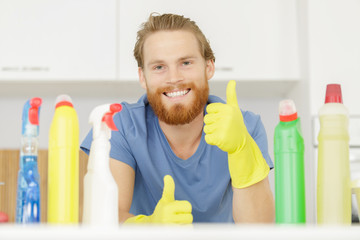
[134,13,215,68]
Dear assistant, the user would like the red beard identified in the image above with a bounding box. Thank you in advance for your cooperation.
[147,81,209,125]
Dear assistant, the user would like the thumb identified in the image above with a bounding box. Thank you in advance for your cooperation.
[226,80,239,107]
[161,175,175,203]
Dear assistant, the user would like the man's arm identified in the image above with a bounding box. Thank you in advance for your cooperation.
[204,80,274,222]
[109,158,193,224]
[109,157,135,222]
[232,176,275,223]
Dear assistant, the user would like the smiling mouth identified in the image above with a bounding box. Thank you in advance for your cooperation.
[164,89,191,98]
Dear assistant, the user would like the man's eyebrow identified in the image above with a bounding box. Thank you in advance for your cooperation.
[146,59,164,67]
[179,56,197,61]
[146,56,198,67]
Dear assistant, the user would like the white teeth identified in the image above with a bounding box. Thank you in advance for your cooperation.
[166,89,189,98]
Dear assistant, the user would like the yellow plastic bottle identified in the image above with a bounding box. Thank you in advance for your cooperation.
[48,95,79,224]
[317,84,351,224]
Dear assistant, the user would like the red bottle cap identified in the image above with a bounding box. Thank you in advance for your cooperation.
[325,84,343,103]
[0,211,8,223]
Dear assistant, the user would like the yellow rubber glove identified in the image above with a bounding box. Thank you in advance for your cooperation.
[124,175,193,224]
[204,80,269,188]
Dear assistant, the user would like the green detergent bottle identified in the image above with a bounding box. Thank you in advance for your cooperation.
[274,99,306,224]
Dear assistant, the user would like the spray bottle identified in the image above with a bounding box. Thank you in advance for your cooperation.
[82,103,122,226]
[317,84,351,224]
[48,95,79,224]
[15,97,42,223]
[274,99,306,224]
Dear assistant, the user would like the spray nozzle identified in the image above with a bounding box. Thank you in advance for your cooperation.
[102,104,122,131]
[29,97,42,125]
[22,97,42,136]
[90,103,123,140]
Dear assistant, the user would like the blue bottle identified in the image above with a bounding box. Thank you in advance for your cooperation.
[15,97,42,223]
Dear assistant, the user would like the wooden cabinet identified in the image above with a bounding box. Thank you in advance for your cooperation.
[0,0,301,97]
[0,0,116,81]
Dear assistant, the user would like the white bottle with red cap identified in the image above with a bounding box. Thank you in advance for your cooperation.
[82,103,122,226]
[317,84,351,224]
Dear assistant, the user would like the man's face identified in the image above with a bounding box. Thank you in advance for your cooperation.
[139,30,214,125]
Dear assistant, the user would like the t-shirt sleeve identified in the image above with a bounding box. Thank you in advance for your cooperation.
[80,129,93,155]
[80,111,137,171]
[244,112,274,169]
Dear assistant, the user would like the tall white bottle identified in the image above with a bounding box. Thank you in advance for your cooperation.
[82,103,122,226]
[317,84,351,224]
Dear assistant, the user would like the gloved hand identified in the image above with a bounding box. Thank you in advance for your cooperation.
[124,175,193,224]
[204,80,269,188]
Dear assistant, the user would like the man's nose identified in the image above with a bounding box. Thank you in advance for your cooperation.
[167,67,184,83]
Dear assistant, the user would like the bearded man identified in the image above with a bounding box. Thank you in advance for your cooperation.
[81,13,275,224]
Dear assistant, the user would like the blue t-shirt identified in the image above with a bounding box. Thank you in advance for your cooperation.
[81,94,273,223]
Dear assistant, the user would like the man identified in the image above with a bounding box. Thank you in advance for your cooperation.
[81,13,275,223]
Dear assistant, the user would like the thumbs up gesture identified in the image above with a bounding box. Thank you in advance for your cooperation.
[204,80,269,188]
[204,80,247,153]
[149,175,193,224]
[125,175,193,224]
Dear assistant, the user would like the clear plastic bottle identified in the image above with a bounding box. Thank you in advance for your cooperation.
[274,99,305,224]
[317,84,351,224]
[15,97,42,223]
[48,95,79,224]
[82,103,122,226]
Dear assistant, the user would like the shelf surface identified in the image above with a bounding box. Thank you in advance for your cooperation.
[1,224,360,240]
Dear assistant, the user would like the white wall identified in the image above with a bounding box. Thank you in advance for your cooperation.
[308,0,360,116]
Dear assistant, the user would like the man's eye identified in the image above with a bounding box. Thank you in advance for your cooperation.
[183,61,191,66]
[154,65,163,70]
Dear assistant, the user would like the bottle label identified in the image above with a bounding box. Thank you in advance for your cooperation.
[22,155,37,163]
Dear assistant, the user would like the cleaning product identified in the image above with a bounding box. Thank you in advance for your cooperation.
[0,211,8,223]
[317,84,351,224]
[15,97,42,223]
[352,179,360,219]
[48,95,79,224]
[0,182,7,223]
[82,103,122,226]
[274,99,305,224]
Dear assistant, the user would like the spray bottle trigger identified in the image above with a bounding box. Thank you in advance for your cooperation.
[102,103,122,131]
[29,97,42,125]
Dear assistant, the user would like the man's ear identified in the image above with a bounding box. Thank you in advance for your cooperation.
[138,67,147,90]
[206,59,215,80]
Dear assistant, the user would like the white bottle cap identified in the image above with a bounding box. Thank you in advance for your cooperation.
[55,94,72,105]
[279,99,297,122]
[54,94,73,109]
